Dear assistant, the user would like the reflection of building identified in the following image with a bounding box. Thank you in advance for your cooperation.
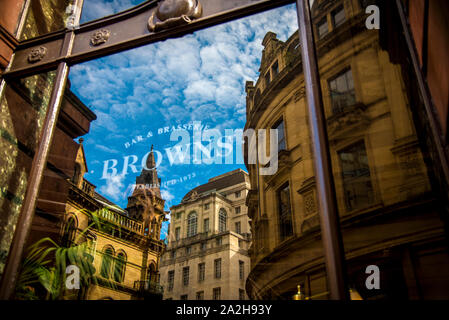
[64,145,167,300]
[244,0,449,300]
[160,169,251,300]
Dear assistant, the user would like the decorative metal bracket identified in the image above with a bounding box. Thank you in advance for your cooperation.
[27,46,47,63]
[148,0,202,32]
[90,29,111,46]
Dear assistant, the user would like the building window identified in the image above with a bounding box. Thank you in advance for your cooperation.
[198,263,205,282]
[235,191,241,198]
[214,259,222,279]
[235,222,241,235]
[235,206,241,214]
[186,246,191,255]
[196,291,204,300]
[213,287,221,300]
[176,212,181,220]
[100,247,113,278]
[113,252,126,283]
[180,294,188,300]
[219,209,227,232]
[265,71,271,87]
[175,227,180,241]
[238,240,243,248]
[273,118,286,151]
[278,182,293,241]
[216,237,222,246]
[328,68,356,114]
[239,289,245,300]
[317,16,329,39]
[203,218,209,233]
[271,60,279,78]
[332,5,346,28]
[168,270,175,291]
[201,242,207,251]
[204,203,210,210]
[182,267,190,286]
[170,250,176,259]
[187,212,197,237]
[239,260,244,280]
[338,141,374,211]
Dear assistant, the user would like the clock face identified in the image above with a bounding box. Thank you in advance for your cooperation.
[157,0,197,21]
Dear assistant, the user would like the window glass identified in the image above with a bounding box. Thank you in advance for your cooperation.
[328,69,356,114]
[100,247,113,278]
[213,287,221,300]
[317,17,329,39]
[332,5,346,28]
[235,222,241,234]
[187,212,197,237]
[338,141,374,211]
[278,183,293,241]
[19,0,76,40]
[198,263,205,282]
[214,258,221,279]
[167,270,174,291]
[182,266,189,286]
[219,209,227,232]
[273,119,287,151]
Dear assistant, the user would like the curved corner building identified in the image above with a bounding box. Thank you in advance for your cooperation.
[244,0,449,300]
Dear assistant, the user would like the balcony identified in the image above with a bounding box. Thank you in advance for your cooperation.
[134,280,164,299]
[97,208,144,235]
[168,231,214,248]
[81,178,96,197]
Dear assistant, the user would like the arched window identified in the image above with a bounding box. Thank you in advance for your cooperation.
[100,247,114,278]
[113,252,126,283]
[187,212,197,237]
[61,216,77,247]
[219,209,227,232]
[147,263,157,283]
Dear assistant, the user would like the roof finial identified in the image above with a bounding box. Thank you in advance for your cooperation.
[151,144,154,152]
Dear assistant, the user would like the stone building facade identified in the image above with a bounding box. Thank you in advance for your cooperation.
[160,169,251,300]
[64,144,167,300]
[244,0,449,300]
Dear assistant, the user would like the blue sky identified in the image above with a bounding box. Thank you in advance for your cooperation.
[69,1,299,238]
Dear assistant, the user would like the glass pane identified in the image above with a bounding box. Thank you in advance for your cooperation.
[309,0,449,299]
[80,0,146,24]
[0,70,56,277]
[4,1,332,301]
[19,0,76,40]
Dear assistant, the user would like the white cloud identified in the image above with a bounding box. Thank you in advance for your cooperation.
[99,173,126,201]
[95,144,119,154]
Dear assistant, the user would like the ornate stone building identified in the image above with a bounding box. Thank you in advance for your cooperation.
[244,0,449,300]
[160,169,251,300]
[63,144,167,300]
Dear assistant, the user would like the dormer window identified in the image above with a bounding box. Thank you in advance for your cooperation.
[317,17,329,39]
[332,5,346,28]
